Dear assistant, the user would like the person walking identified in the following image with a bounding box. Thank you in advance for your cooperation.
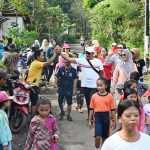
[55,57,78,121]
[60,47,105,118]
[25,98,59,150]
[101,100,150,150]
[46,39,59,85]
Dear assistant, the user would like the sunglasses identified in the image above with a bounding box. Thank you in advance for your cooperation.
[120,54,126,57]
[86,52,91,55]
[117,47,123,49]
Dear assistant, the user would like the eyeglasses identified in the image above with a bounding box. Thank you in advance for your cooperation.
[117,47,123,49]
[120,54,126,57]
[86,52,91,55]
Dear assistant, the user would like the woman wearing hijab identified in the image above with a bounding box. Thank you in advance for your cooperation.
[131,48,147,82]
[92,40,101,58]
[40,39,49,54]
[112,49,138,105]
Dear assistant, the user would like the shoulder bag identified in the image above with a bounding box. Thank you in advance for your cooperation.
[86,58,100,76]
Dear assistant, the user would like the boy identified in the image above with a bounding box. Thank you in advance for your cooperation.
[55,57,78,121]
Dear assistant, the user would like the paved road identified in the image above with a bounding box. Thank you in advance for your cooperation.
[12,44,119,150]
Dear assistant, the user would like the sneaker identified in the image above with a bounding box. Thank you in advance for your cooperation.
[59,110,65,120]
[67,115,73,121]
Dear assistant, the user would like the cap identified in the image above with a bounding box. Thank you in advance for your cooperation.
[143,88,150,97]
[8,43,16,51]
[85,47,94,53]
[0,91,14,102]
[112,42,117,46]
[0,68,11,80]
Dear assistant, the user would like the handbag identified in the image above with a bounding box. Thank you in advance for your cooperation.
[86,58,100,76]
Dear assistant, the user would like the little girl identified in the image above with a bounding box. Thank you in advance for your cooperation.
[143,88,150,135]
[0,91,13,150]
[25,98,59,150]
[123,88,145,132]
[89,77,116,150]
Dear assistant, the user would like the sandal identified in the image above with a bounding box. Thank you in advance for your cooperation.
[78,109,84,113]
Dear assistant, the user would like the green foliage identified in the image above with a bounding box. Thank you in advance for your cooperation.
[83,0,103,8]
[6,26,28,51]
[62,34,77,44]
[85,0,145,50]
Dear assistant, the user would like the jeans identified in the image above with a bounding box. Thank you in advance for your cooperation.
[83,87,98,117]
[47,63,56,82]
[7,76,19,96]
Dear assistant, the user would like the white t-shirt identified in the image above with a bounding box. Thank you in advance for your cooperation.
[101,132,150,150]
[75,58,103,88]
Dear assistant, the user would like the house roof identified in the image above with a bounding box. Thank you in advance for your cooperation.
[0,16,10,25]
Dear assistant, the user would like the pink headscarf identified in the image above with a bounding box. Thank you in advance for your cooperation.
[119,49,134,80]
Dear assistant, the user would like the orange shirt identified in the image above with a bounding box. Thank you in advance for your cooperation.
[90,93,116,112]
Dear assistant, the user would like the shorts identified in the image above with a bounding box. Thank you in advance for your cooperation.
[30,86,39,106]
[58,94,72,105]
[94,112,109,138]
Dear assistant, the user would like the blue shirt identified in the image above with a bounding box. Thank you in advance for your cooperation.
[55,66,78,96]
[79,53,85,58]
[18,59,25,67]
[0,110,12,146]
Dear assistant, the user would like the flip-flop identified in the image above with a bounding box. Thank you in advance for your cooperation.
[78,109,84,113]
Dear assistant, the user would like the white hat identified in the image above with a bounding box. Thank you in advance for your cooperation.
[85,47,94,53]
[112,42,117,46]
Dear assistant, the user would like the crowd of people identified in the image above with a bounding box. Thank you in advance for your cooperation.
[0,38,150,150]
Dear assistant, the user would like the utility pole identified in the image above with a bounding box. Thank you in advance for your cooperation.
[144,0,149,59]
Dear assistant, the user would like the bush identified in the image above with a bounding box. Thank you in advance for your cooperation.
[62,34,77,44]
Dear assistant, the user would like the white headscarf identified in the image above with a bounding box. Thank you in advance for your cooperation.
[119,49,134,80]
[40,39,48,52]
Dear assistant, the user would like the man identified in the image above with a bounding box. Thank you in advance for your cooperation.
[55,57,78,121]
[0,68,11,91]
[61,47,105,118]
[3,43,19,96]
[27,46,59,119]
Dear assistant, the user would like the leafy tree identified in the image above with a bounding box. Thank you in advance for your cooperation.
[83,0,103,8]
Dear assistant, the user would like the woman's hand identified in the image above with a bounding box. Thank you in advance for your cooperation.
[88,121,92,129]
[52,135,58,143]
[3,146,9,150]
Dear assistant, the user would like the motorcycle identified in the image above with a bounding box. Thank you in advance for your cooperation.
[80,40,85,47]
[9,78,36,134]
[38,69,47,94]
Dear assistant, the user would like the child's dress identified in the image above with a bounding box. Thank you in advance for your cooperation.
[144,103,150,134]
[137,107,145,132]
[0,110,12,150]
[25,115,59,150]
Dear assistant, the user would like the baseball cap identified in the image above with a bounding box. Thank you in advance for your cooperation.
[0,91,14,102]
[0,68,11,80]
[143,88,150,97]
[85,47,94,53]
[112,42,117,46]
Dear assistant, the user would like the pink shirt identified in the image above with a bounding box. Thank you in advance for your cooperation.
[137,107,145,132]
[113,63,137,86]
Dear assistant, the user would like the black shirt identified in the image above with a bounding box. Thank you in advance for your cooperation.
[134,59,145,77]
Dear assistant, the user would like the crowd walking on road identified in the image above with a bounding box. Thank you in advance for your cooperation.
[0,37,150,150]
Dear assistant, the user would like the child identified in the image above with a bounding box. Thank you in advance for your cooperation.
[18,54,25,78]
[123,88,145,132]
[55,57,78,121]
[25,98,59,150]
[143,88,150,135]
[0,91,13,150]
[72,53,84,113]
[89,77,116,150]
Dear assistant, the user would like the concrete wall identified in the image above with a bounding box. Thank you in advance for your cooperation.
[2,16,25,36]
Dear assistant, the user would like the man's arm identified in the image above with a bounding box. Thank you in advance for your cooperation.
[101,70,106,78]
[61,52,76,63]
[73,79,77,96]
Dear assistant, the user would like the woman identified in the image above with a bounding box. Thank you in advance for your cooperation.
[131,48,147,82]
[112,49,138,105]
[99,47,114,92]
[92,40,101,58]
[101,100,150,150]
[46,39,58,84]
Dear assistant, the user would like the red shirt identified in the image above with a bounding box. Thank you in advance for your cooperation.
[99,57,114,80]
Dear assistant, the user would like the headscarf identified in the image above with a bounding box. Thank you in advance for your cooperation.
[40,39,48,52]
[35,40,40,47]
[131,48,140,60]
[119,49,134,80]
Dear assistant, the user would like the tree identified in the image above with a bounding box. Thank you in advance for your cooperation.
[83,0,103,8]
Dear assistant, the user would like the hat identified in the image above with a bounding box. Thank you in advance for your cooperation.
[85,47,94,53]
[0,68,11,80]
[8,43,16,51]
[0,91,14,102]
[144,88,150,97]
[112,42,117,46]
[62,44,70,49]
